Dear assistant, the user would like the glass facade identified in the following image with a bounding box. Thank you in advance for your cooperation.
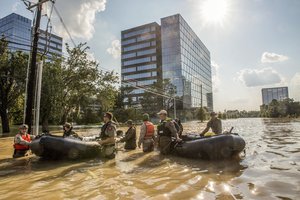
[0,13,62,58]
[262,87,289,105]
[121,22,162,107]
[161,14,213,110]
[121,14,213,110]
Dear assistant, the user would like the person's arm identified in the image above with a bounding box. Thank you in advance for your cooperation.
[200,121,211,136]
[138,124,146,147]
[15,135,31,146]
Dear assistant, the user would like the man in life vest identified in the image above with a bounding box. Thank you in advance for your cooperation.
[200,111,222,137]
[63,122,81,139]
[13,124,34,158]
[98,112,116,159]
[138,113,155,152]
[157,110,181,155]
[120,120,136,150]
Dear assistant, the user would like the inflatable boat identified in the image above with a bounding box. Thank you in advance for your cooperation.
[174,133,246,160]
[30,134,102,159]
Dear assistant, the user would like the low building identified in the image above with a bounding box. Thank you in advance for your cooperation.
[261,87,289,105]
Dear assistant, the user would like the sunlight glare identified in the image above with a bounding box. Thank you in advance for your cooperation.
[201,0,229,26]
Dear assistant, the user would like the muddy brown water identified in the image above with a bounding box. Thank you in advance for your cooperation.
[0,118,299,200]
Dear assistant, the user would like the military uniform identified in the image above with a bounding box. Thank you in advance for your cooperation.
[100,121,116,158]
[63,129,80,138]
[206,118,222,134]
[120,126,136,150]
[157,118,178,155]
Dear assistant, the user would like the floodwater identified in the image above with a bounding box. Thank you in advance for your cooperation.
[0,118,299,200]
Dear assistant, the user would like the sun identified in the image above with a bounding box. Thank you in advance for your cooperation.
[201,0,229,26]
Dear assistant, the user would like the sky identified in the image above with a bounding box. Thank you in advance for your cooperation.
[1,0,300,111]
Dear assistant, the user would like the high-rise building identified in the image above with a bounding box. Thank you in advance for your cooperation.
[121,22,162,107]
[121,14,213,111]
[161,14,212,109]
[262,87,289,105]
[0,13,62,58]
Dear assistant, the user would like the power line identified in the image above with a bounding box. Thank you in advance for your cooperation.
[52,4,76,47]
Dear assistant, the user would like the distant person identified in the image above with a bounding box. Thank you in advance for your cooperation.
[200,112,222,136]
[98,112,116,159]
[63,122,81,139]
[157,110,181,154]
[120,120,137,150]
[13,124,34,158]
[174,118,183,138]
[138,113,155,152]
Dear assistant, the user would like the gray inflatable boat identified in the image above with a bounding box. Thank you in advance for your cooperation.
[174,133,246,160]
[30,134,102,159]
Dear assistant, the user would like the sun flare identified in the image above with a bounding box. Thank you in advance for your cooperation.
[201,0,229,26]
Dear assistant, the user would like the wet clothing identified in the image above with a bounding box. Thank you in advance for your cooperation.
[157,118,178,154]
[139,121,155,152]
[63,129,80,139]
[100,121,116,159]
[120,126,137,150]
[13,133,33,158]
[205,118,222,135]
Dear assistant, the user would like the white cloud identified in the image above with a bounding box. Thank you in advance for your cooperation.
[106,40,121,59]
[237,67,283,87]
[50,0,107,40]
[12,2,21,12]
[211,61,221,92]
[289,73,300,101]
[261,52,289,63]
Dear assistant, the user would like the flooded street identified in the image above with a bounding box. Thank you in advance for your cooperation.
[0,118,299,200]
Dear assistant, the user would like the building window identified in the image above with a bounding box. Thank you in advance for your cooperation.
[123,42,151,52]
[136,48,156,56]
[123,27,151,39]
[123,57,151,66]
[123,72,152,80]
[121,67,136,73]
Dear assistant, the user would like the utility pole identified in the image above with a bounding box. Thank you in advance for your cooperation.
[24,0,50,133]
[200,84,203,108]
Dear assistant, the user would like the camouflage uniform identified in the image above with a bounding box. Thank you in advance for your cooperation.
[206,118,222,134]
[120,126,137,150]
[157,118,178,155]
[100,121,116,159]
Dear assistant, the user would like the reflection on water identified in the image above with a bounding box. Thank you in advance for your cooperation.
[0,118,300,199]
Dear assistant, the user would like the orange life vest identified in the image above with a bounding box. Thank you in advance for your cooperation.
[144,121,155,139]
[14,133,31,150]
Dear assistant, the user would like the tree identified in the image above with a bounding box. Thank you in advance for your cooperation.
[40,43,119,131]
[40,57,64,131]
[197,107,207,122]
[140,79,176,117]
[0,38,28,133]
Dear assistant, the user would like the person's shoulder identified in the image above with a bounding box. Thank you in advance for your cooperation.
[107,122,116,131]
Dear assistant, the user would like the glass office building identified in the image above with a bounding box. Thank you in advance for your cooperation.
[0,13,62,58]
[0,13,31,52]
[121,14,213,111]
[161,14,212,110]
[121,22,162,107]
[262,87,289,105]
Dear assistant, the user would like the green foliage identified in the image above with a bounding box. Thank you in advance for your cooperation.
[140,79,176,117]
[260,98,300,118]
[0,38,28,133]
[114,107,143,123]
[197,107,207,122]
[40,43,119,130]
